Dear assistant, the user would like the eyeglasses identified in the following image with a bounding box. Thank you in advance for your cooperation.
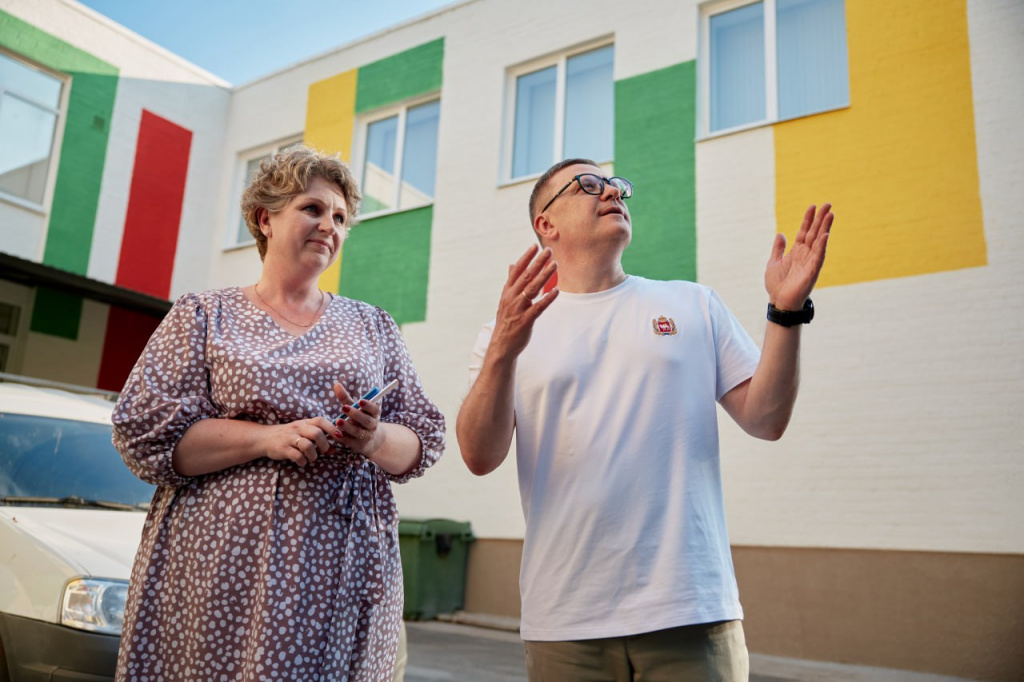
[540,174,634,213]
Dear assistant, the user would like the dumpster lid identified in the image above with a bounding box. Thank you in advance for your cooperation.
[398,517,474,541]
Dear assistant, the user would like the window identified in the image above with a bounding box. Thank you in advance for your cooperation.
[506,43,614,181]
[0,51,64,207]
[228,138,302,247]
[0,412,154,505]
[0,301,21,373]
[700,0,849,136]
[359,98,440,215]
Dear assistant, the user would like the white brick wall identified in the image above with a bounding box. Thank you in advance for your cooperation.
[206,0,1024,554]
[12,0,1015,554]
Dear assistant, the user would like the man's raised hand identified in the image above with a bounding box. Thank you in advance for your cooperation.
[765,203,834,311]
[489,244,559,360]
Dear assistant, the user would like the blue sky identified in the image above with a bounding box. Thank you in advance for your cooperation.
[79,0,455,85]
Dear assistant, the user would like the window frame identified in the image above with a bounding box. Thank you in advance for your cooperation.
[352,92,441,220]
[697,0,849,139]
[500,37,615,186]
[0,280,33,375]
[0,48,69,214]
[224,135,303,251]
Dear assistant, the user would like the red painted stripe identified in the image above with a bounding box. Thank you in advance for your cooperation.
[542,271,558,294]
[115,110,192,298]
[97,307,163,392]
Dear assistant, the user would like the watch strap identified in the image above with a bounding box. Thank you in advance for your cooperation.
[767,298,814,327]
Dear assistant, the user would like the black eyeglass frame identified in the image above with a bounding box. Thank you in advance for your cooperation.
[540,173,633,214]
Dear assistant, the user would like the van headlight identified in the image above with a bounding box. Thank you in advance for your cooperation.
[60,578,129,635]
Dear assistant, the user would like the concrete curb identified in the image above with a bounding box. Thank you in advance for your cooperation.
[434,610,521,632]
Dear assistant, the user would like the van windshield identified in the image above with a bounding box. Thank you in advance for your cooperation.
[0,413,154,508]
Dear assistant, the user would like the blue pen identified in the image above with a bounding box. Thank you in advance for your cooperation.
[336,379,398,421]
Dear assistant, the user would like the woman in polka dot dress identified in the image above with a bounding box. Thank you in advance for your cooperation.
[112,147,445,680]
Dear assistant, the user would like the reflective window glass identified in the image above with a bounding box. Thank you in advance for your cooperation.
[0,93,59,204]
[0,302,20,336]
[399,100,440,209]
[363,115,399,213]
[777,0,849,119]
[512,65,556,178]
[0,52,61,108]
[709,2,766,132]
[0,413,155,506]
[236,156,265,244]
[564,45,614,162]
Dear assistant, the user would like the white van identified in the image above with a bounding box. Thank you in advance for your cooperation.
[0,377,153,681]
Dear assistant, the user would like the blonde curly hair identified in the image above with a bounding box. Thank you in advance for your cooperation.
[240,146,362,260]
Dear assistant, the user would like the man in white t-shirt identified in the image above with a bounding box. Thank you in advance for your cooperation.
[456,158,832,681]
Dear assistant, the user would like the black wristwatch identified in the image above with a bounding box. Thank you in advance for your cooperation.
[766,298,814,327]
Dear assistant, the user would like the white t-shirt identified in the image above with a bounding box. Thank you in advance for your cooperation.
[470,276,760,641]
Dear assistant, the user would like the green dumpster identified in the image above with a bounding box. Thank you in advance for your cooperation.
[398,518,474,620]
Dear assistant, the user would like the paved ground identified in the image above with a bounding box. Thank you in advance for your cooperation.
[405,621,527,682]
[402,621,794,682]
[403,621,974,682]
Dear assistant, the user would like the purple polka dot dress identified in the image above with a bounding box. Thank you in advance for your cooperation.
[111,288,445,681]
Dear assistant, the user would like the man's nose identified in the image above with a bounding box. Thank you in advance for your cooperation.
[601,181,623,201]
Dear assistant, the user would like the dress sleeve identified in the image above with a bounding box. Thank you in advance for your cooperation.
[373,308,446,484]
[111,294,218,487]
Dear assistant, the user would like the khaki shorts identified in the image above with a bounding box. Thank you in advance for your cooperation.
[524,620,748,682]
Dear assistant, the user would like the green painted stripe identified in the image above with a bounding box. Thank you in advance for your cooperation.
[30,288,82,340]
[0,11,116,76]
[45,70,118,275]
[1,10,118,275]
[355,39,443,113]
[615,62,697,282]
[339,207,432,325]
[2,10,119,339]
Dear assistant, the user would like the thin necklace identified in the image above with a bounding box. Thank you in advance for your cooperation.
[253,281,326,328]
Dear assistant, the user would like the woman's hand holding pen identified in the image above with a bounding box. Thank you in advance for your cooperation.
[332,382,386,458]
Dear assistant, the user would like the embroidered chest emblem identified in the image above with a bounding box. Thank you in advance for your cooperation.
[652,316,678,336]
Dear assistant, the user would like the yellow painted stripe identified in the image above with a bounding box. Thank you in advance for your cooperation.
[774,0,985,287]
[305,69,358,293]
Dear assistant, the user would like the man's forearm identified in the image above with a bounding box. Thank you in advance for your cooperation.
[747,322,801,439]
[723,323,802,441]
[456,354,517,476]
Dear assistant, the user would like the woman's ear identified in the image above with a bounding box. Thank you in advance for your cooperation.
[257,207,272,238]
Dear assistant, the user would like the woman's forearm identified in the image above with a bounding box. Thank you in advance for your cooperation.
[173,415,340,476]
[364,423,423,476]
[172,418,268,476]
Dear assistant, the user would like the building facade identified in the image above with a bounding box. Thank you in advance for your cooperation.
[1,0,1021,678]
[0,0,228,388]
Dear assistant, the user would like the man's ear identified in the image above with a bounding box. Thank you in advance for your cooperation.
[534,213,557,244]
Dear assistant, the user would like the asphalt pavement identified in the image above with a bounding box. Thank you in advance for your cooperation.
[405,621,527,682]
[402,620,973,682]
